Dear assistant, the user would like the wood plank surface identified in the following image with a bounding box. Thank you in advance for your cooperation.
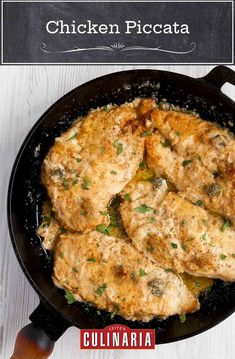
[0,65,234,359]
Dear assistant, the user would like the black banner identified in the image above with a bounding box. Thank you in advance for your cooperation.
[1,1,234,64]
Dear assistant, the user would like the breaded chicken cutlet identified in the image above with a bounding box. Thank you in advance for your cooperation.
[53,231,199,321]
[120,180,235,281]
[146,109,235,222]
[41,101,147,232]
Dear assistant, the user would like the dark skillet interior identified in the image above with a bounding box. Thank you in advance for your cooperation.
[8,69,235,344]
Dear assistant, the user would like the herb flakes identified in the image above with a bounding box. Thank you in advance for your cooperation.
[100,211,108,216]
[181,243,187,251]
[182,159,192,167]
[65,291,76,304]
[139,268,147,277]
[141,130,153,137]
[201,233,207,241]
[80,209,87,217]
[87,258,96,263]
[160,139,171,148]
[195,200,203,206]
[134,204,154,214]
[67,132,77,141]
[72,179,78,186]
[179,313,186,323]
[122,193,132,202]
[81,177,92,190]
[96,224,111,235]
[95,283,107,296]
[220,219,231,232]
[113,140,123,155]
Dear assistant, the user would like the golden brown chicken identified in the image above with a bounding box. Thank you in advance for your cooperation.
[120,180,235,281]
[53,231,199,321]
[41,102,146,232]
[146,109,235,222]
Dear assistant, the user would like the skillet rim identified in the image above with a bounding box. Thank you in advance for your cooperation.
[7,67,235,344]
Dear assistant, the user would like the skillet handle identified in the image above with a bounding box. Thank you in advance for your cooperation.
[201,65,235,90]
[10,324,55,359]
[10,300,71,359]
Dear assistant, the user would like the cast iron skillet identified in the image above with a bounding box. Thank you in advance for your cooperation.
[8,66,235,358]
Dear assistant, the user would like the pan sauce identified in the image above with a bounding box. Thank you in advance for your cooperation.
[37,98,234,321]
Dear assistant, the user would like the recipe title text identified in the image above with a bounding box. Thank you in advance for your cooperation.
[46,20,190,35]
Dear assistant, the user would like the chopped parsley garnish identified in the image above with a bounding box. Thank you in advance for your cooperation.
[103,105,108,111]
[62,179,68,190]
[87,258,96,263]
[181,244,187,251]
[96,224,111,235]
[220,254,227,260]
[95,283,107,296]
[72,179,78,186]
[232,254,235,259]
[181,220,187,227]
[113,303,120,314]
[134,204,154,214]
[113,140,123,155]
[81,177,92,190]
[141,130,153,137]
[111,170,117,175]
[80,209,87,217]
[202,219,208,226]
[175,131,181,136]
[122,193,132,202]
[65,291,76,304]
[148,217,156,223]
[60,252,64,259]
[41,215,51,228]
[67,132,77,141]
[72,266,78,273]
[201,233,207,241]
[182,159,192,167]
[160,139,171,148]
[220,219,231,232]
[100,146,105,154]
[100,211,108,216]
[179,313,186,324]
[195,200,203,206]
[59,227,68,233]
[139,161,145,170]
[76,157,81,163]
[171,242,178,249]
[139,268,147,277]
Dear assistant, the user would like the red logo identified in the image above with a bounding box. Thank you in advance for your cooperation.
[80,324,155,349]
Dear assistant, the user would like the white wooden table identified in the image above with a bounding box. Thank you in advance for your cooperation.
[0,65,234,359]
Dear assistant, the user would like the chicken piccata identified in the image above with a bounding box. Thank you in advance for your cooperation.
[38,98,235,322]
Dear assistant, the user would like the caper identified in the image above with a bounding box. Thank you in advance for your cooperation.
[205,183,221,197]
